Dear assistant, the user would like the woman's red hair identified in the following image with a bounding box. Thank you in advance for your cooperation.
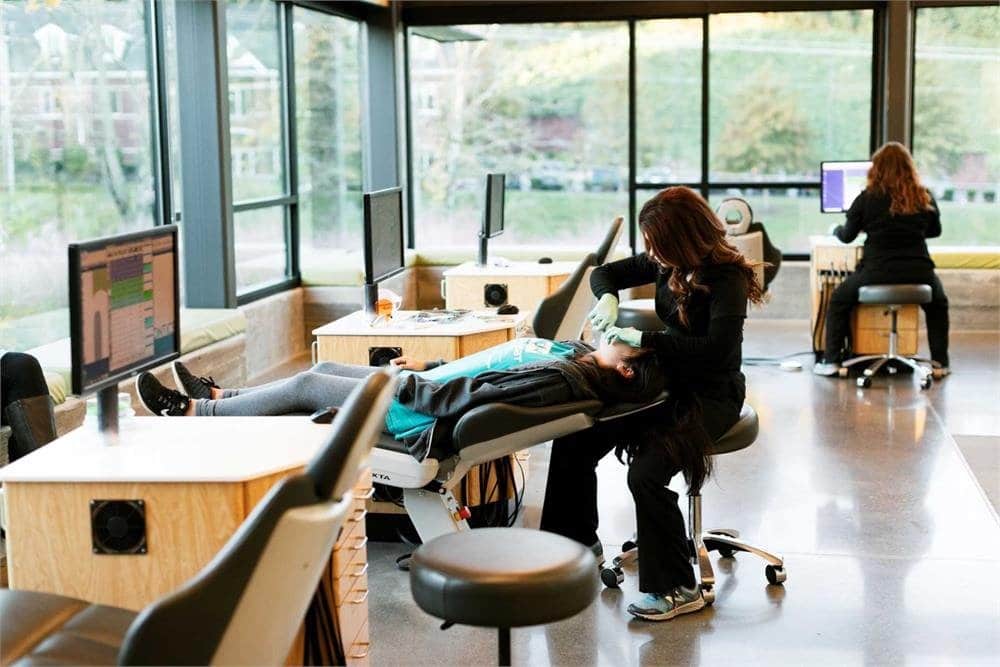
[867,142,933,215]
[639,187,764,327]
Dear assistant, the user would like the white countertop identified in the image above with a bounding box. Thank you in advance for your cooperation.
[312,309,527,337]
[0,417,332,483]
[442,260,577,277]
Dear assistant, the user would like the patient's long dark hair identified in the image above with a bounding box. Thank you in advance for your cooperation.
[574,350,712,495]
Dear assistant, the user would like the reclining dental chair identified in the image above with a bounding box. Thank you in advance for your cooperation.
[0,372,396,666]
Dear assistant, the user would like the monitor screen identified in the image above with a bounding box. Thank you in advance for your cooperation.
[821,160,872,213]
[483,173,506,238]
[69,226,180,395]
[363,187,405,284]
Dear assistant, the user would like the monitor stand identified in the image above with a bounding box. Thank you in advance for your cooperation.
[363,282,379,315]
[477,237,509,267]
[96,385,119,434]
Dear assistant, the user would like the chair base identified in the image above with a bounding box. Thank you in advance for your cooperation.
[599,495,786,602]
[842,353,933,389]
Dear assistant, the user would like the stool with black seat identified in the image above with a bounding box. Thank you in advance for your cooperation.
[409,527,598,666]
[841,284,935,389]
[600,404,787,603]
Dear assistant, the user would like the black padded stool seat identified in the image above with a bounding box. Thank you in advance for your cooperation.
[0,588,136,666]
[410,528,598,665]
[709,404,759,456]
[615,298,663,332]
[858,284,932,305]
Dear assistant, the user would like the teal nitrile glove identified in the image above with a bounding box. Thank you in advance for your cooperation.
[588,294,619,332]
[603,326,643,348]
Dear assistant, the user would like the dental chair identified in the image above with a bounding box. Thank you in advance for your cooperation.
[594,216,624,265]
[0,371,397,666]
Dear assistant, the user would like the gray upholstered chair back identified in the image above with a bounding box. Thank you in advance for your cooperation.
[532,253,598,341]
[117,370,397,665]
[594,216,624,265]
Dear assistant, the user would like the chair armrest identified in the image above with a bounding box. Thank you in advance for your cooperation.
[452,400,603,451]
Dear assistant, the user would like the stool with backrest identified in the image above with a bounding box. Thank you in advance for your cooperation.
[0,371,396,666]
[842,284,935,389]
[409,527,598,666]
[600,404,786,602]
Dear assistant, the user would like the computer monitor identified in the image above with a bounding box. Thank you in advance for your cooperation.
[478,173,506,266]
[69,225,180,432]
[362,187,405,313]
[821,160,872,213]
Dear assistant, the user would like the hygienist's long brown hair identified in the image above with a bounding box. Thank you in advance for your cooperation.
[867,141,933,216]
[638,186,765,327]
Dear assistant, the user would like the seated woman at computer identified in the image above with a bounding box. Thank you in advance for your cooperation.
[540,186,765,622]
[813,141,950,376]
[135,337,664,444]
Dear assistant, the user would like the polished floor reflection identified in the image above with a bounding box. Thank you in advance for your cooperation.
[368,323,1000,666]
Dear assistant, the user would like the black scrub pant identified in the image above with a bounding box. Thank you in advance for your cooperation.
[539,398,738,594]
[823,261,950,366]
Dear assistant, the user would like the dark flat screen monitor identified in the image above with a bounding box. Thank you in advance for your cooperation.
[69,225,180,419]
[478,173,505,265]
[362,187,405,311]
[821,160,872,213]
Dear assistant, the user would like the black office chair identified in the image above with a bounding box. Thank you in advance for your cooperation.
[0,371,396,666]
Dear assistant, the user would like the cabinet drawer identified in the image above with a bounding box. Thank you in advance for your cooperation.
[853,304,919,330]
[333,531,367,580]
[336,569,369,660]
[852,327,919,355]
[335,496,367,550]
[346,621,370,667]
[334,559,369,606]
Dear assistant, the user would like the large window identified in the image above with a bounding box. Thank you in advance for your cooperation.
[0,0,158,350]
[293,8,363,280]
[408,23,629,250]
[227,0,290,294]
[913,5,999,246]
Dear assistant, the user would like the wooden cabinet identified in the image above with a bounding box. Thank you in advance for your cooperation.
[441,261,575,314]
[809,236,920,356]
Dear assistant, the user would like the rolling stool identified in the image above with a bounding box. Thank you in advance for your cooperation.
[600,404,786,603]
[841,284,934,390]
[409,528,598,666]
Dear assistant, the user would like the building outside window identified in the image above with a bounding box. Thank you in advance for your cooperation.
[1,0,157,350]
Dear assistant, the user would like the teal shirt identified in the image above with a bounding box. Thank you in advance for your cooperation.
[384,338,578,439]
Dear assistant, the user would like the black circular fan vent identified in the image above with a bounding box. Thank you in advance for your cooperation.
[90,499,147,555]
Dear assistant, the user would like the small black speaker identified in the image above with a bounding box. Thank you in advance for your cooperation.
[90,499,147,555]
[484,283,509,307]
[369,346,403,367]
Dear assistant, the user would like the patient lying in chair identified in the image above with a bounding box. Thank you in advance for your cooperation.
[136,337,664,454]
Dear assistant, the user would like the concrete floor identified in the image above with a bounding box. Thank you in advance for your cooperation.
[365,321,1000,666]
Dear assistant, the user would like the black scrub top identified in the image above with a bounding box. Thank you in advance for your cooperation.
[834,189,941,267]
[591,253,748,408]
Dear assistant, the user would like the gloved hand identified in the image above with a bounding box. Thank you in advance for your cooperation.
[602,326,643,348]
[588,294,619,332]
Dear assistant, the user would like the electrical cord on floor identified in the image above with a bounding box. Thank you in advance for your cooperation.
[742,350,814,366]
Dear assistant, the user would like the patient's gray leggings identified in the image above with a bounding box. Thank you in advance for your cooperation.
[194,361,377,416]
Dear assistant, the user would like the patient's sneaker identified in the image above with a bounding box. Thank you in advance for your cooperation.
[136,373,190,416]
[812,361,841,377]
[171,361,219,400]
[627,585,705,622]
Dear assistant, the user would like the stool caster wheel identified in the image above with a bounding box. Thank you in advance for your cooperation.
[857,376,872,389]
[701,587,716,606]
[719,547,736,559]
[601,567,624,588]
[621,539,636,552]
[765,565,787,585]
[920,376,932,390]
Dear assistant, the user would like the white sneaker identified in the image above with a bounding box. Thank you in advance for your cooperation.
[812,362,841,377]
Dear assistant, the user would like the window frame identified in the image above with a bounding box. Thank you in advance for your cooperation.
[402,3,883,259]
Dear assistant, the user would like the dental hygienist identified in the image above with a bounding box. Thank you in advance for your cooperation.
[539,186,764,622]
